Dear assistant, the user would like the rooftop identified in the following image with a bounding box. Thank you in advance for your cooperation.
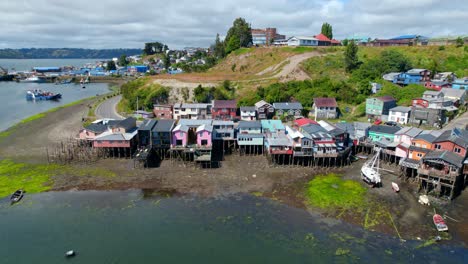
[213,100,237,109]
[390,106,411,113]
[272,102,303,110]
[238,121,262,129]
[369,125,401,135]
[152,119,175,132]
[423,150,464,168]
[373,96,396,102]
[314,97,337,107]
[240,106,256,111]
[261,120,285,132]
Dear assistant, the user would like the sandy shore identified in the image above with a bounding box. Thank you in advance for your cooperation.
[0,97,467,247]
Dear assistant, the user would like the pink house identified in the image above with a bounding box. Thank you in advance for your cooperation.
[196,124,213,148]
[394,127,423,159]
[171,124,188,147]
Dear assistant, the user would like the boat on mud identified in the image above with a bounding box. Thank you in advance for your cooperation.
[391,182,400,192]
[361,148,381,187]
[26,90,62,101]
[10,189,24,204]
[433,214,448,232]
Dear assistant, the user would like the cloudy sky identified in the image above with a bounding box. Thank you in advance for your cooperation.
[1,0,466,49]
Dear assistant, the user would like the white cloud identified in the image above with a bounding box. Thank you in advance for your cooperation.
[0,0,466,49]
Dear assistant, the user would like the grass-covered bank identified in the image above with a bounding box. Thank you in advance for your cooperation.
[0,159,117,198]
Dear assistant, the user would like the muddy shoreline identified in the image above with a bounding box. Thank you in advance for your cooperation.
[0,96,467,247]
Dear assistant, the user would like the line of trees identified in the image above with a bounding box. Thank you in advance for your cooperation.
[212,17,253,59]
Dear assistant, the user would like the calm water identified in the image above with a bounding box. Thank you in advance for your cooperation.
[0,59,111,131]
[0,191,465,264]
[0,82,110,131]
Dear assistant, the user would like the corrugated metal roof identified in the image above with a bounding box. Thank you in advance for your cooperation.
[240,106,256,111]
[153,120,175,132]
[313,97,337,107]
[273,102,303,110]
[238,121,262,129]
[138,120,157,131]
[213,100,237,109]
[423,150,463,168]
[196,124,213,133]
[178,119,212,127]
[390,106,411,113]
[261,120,285,132]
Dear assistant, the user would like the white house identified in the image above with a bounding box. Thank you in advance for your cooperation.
[173,103,212,120]
[287,36,318,47]
[389,106,411,124]
[240,106,256,121]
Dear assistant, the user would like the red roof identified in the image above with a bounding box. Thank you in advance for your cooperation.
[314,97,337,107]
[213,100,237,109]
[314,33,331,42]
[294,118,318,127]
[331,39,341,44]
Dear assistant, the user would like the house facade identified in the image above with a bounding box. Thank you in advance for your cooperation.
[287,36,318,46]
[388,106,411,124]
[153,104,173,119]
[432,129,468,158]
[237,121,264,152]
[424,81,451,91]
[366,96,397,117]
[368,125,401,142]
[173,103,211,120]
[255,100,274,120]
[196,125,213,148]
[273,102,303,120]
[312,98,338,119]
[240,106,256,121]
[286,126,313,157]
[212,120,235,140]
[452,78,468,90]
[171,124,189,147]
[137,119,157,147]
[211,100,237,120]
[152,119,175,148]
[393,69,431,85]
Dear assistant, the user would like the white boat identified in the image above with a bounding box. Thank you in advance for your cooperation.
[391,182,400,192]
[418,195,430,205]
[361,148,381,187]
[20,76,41,83]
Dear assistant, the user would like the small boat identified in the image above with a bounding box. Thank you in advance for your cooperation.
[65,250,76,258]
[433,214,448,232]
[26,90,62,101]
[10,189,24,203]
[391,182,399,192]
[361,148,381,187]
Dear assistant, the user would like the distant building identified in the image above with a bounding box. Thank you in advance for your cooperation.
[312,98,338,119]
[452,78,468,90]
[287,36,318,47]
[366,96,397,118]
[393,69,431,85]
[251,28,286,46]
[273,102,303,120]
[388,106,412,124]
[424,81,451,91]
[153,104,173,119]
[173,103,212,120]
[255,100,274,120]
[240,106,256,121]
[211,100,237,120]
[313,34,332,46]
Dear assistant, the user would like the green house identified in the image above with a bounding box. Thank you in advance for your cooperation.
[368,125,401,142]
[366,96,396,117]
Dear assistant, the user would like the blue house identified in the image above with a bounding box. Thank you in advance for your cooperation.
[393,69,431,85]
[452,78,468,90]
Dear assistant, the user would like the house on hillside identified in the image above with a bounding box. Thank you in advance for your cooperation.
[452,78,468,90]
[273,102,303,120]
[312,98,338,119]
[255,100,274,120]
[240,106,256,121]
[287,36,318,46]
[366,96,397,118]
[388,106,411,124]
[153,104,173,119]
[313,34,332,46]
[173,103,212,120]
[393,69,431,85]
[211,100,237,120]
[424,81,451,91]
[433,72,456,82]
[441,88,466,106]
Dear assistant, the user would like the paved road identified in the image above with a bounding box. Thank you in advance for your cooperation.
[444,110,468,130]
[95,95,124,120]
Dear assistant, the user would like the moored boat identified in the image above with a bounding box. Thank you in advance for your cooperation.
[20,76,43,83]
[361,148,381,187]
[433,214,448,232]
[10,189,24,204]
[391,182,399,192]
[26,90,62,101]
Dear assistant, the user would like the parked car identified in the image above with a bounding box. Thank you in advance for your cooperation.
[385,121,398,126]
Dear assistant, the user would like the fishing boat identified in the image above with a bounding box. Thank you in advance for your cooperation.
[391,182,400,192]
[65,250,76,258]
[26,90,62,101]
[20,76,42,83]
[361,148,381,187]
[10,189,24,204]
[433,214,448,232]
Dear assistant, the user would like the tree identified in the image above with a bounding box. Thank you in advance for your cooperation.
[455,37,464,47]
[144,42,166,55]
[163,54,171,69]
[321,22,333,40]
[342,39,349,46]
[106,60,116,71]
[224,18,252,54]
[213,33,225,59]
[344,40,360,72]
[118,54,128,67]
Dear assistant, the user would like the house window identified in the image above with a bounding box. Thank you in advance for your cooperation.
[434,144,441,150]
[179,132,183,137]
[417,153,423,158]
[454,147,461,153]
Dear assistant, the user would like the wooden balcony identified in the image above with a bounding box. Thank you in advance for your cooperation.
[417,167,460,180]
